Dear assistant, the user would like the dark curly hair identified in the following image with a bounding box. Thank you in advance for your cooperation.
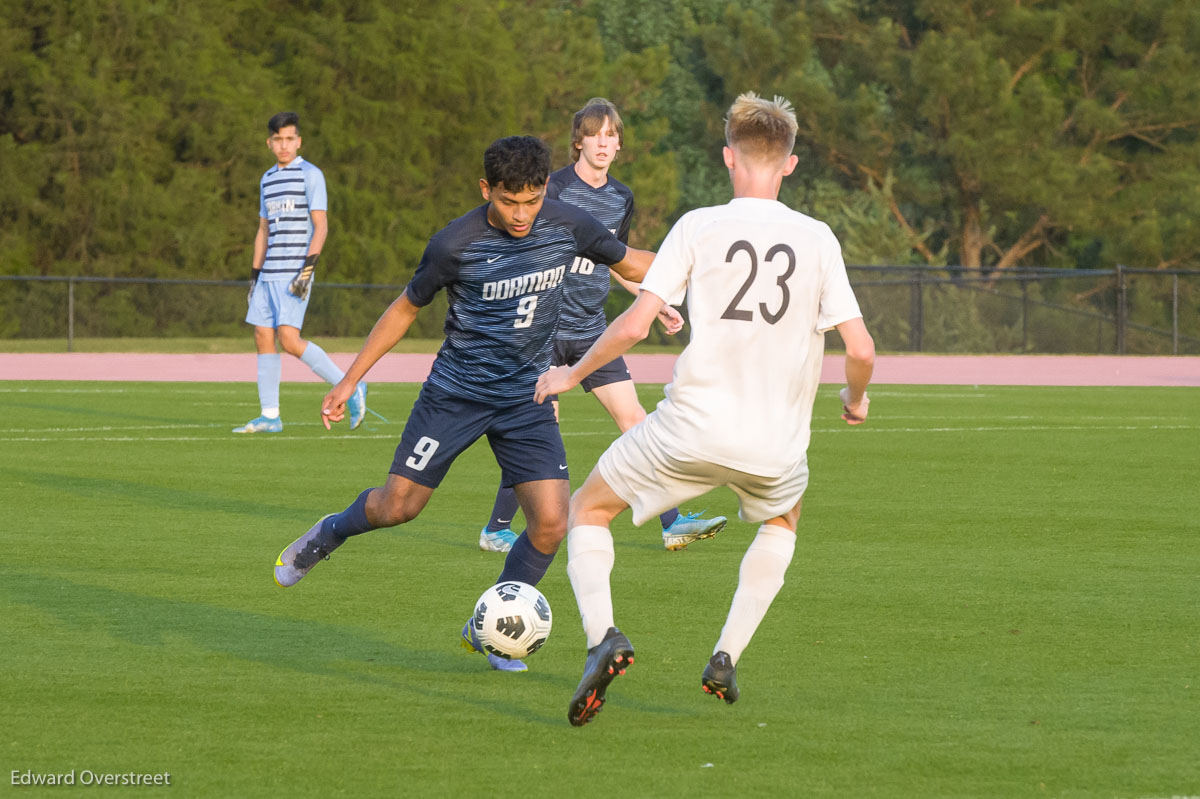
[483,136,551,191]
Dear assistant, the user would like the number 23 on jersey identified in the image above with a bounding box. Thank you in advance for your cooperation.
[720,240,796,325]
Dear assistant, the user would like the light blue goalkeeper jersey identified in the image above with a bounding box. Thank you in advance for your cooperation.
[258,156,327,282]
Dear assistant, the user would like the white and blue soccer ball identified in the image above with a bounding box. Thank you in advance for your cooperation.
[471,581,552,660]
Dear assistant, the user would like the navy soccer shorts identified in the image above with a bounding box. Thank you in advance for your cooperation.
[389,382,569,489]
[551,336,632,397]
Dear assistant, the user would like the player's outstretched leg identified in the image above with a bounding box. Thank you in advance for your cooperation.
[662,510,728,551]
[701,651,739,704]
[274,515,340,587]
[346,382,368,430]
[460,619,528,673]
[233,415,283,434]
[568,626,634,727]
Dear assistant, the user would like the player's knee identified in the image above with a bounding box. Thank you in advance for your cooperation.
[614,406,646,432]
[525,520,566,553]
[375,491,424,526]
[526,505,567,542]
[280,335,306,357]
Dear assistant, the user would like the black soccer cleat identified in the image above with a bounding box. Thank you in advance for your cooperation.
[701,651,739,704]
[567,627,634,727]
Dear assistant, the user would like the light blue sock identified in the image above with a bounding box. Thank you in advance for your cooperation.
[300,342,345,385]
[256,353,281,415]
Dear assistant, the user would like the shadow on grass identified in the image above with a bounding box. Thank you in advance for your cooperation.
[0,568,584,726]
[6,468,327,523]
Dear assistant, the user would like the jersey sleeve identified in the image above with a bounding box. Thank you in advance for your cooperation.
[815,229,862,332]
[638,214,691,306]
[615,191,634,245]
[405,232,460,308]
[574,210,627,268]
[258,173,268,218]
[306,166,328,213]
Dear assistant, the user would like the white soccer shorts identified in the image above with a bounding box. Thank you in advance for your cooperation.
[596,416,809,526]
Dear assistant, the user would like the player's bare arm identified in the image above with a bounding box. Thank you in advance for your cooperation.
[534,289,665,404]
[249,217,269,303]
[308,209,328,255]
[612,271,683,335]
[835,316,875,425]
[252,217,269,271]
[289,210,328,300]
[608,246,654,283]
[322,290,420,428]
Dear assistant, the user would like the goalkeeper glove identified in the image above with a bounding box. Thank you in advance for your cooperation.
[248,267,260,305]
[289,253,319,300]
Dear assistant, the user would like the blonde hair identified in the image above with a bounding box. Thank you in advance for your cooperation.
[724,92,797,162]
[571,97,624,162]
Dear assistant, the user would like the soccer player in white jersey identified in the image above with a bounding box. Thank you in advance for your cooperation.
[477,98,726,554]
[534,92,876,726]
[235,111,366,434]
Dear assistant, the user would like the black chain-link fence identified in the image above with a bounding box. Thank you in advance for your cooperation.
[2,266,1197,354]
[847,265,1199,355]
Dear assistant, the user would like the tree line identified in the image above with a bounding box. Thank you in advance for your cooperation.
[2,0,1198,340]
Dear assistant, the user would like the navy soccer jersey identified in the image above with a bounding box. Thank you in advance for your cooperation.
[546,165,635,340]
[404,199,627,404]
[258,156,327,282]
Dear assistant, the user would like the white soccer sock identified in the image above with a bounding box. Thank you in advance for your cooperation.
[714,523,797,664]
[566,525,616,649]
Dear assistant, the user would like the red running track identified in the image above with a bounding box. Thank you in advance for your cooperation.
[1,352,1197,386]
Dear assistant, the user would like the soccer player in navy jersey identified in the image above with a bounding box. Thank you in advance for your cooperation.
[236,111,366,434]
[272,135,655,672]
[478,99,727,555]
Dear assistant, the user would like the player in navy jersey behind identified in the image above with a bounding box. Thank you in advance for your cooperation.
[272,136,655,672]
[236,111,366,434]
[477,99,727,555]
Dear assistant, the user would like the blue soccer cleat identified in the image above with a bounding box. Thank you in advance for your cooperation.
[233,415,283,434]
[662,511,727,551]
[478,526,518,553]
[347,382,368,430]
[461,620,528,673]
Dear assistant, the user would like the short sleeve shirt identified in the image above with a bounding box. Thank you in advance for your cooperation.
[639,197,862,474]
[258,156,327,281]
[405,199,628,404]
[546,165,635,340]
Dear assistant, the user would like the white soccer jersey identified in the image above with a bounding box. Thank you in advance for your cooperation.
[638,197,862,475]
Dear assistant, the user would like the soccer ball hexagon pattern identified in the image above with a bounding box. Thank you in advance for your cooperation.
[470,581,552,660]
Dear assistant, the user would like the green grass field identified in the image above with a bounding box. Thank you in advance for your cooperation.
[2,381,1197,798]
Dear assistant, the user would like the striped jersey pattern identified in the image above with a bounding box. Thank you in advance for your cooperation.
[258,156,327,281]
[546,165,635,340]
[405,199,627,404]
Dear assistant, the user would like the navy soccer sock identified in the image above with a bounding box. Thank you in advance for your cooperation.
[496,531,556,587]
[486,486,521,532]
[659,508,680,530]
[318,489,375,546]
